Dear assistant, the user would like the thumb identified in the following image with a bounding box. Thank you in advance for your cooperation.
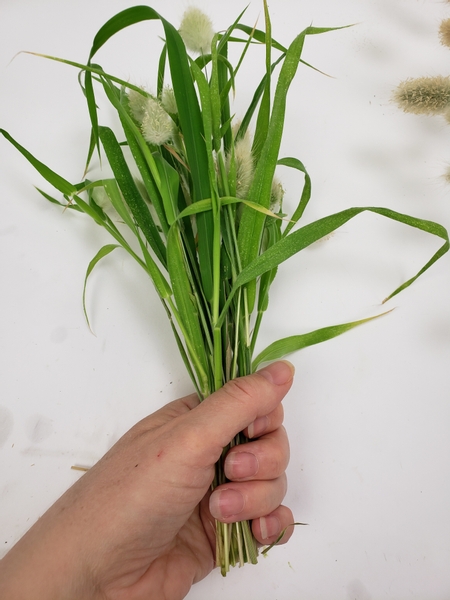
[178,361,294,466]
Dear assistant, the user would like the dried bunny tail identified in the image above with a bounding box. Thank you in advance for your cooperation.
[439,18,450,48]
[127,88,150,123]
[233,130,254,199]
[393,76,450,115]
[270,176,285,212]
[161,85,178,115]
[141,97,174,145]
[178,7,215,54]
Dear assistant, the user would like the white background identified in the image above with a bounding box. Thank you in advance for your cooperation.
[1,1,450,598]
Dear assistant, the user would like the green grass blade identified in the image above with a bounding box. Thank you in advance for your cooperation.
[220,206,449,326]
[157,43,167,98]
[251,0,272,162]
[252,312,390,370]
[167,224,210,392]
[0,129,76,196]
[98,126,167,266]
[238,25,353,312]
[278,157,311,236]
[152,153,180,226]
[35,187,82,211]
[83,244,120,332]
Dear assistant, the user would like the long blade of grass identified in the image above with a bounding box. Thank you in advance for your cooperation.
[83,244,120,332]
[35,187,83,212]
[251,0,272,162]
[0,129,76,196]
[252,312,390,370]
[167,224,210,393]
[98,125,167,266]
[220,206,449,325]
[238,26,342,277]
[278,157,311,236]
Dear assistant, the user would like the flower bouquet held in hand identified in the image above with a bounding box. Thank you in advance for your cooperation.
[1,3,448,576]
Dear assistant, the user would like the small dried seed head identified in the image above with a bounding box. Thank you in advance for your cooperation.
[161,85,178,115]
[233,131,254,199]
[443,165,450,185]
[127,88,150,123]
[141,97,174,146]
[270,176,285,211]
[393,76,450,115]
[179,7,214,54]
[440,19,450,48]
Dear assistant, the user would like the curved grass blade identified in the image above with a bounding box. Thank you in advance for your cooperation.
[0,129,76,196]
[83,244,120,333]
[278,157,311,236]
[238,25,353,312]
[252,312,391,370]
[220,206,449,326]
[98,126,167,266]
[167,224,210,394]
[35,187,83,212]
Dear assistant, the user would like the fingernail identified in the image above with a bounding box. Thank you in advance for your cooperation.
[248,415,269,439]
[258,361,295,386]
[225,452,259,479]
[209,489,245,519]
[259,515,281,540]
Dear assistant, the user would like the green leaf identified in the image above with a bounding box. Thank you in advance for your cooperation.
[98,126,166,266]
[220,206,449,325]
[278,157,311,236]
[35,187,82,211]
[238,26,351,311]
[251,0,272,162]
[153,153,180,226]
[252,312,390,370]
[167,224,210,391]
[83,244,120,332]
[0,129,76,196]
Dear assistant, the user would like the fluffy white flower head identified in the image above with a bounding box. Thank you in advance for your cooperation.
[233,129,254,199]
[141,97,174,146]
[161,85,178,115]
[127,88,149,123]
[179,7,214,54]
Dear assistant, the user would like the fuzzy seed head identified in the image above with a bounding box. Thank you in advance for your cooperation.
[127,88,150,123]
[233,132,254,199]
[161,86,178,115]
[270,176,285,211]
[440,19,450,48]
[393,76,450,115]
[179,7,214,54]
[141,97,174,146]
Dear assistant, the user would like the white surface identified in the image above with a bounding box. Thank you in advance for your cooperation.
[1,1,450,598]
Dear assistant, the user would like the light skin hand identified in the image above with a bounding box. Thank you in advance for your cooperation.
[0,361,295,600]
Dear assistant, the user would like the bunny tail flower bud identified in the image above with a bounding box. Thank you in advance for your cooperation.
[439,19,450,48]
[232,130,254,199]
[179,7,214,54]
[141,97,174,146]
[127,88,149,124]
[161,85,178,116]
[270,176,285,212]
[393,76,450,116]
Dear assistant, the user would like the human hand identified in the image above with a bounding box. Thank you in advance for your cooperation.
[0,361,295,600]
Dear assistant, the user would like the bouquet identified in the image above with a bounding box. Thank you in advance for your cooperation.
[1,2,448,576]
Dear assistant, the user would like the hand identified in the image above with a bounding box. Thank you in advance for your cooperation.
[0,361,295,600]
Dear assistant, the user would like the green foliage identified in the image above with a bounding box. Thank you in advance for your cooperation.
[1,2,448,575]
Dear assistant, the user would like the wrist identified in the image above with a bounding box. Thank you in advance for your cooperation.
[0,508,96,600]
